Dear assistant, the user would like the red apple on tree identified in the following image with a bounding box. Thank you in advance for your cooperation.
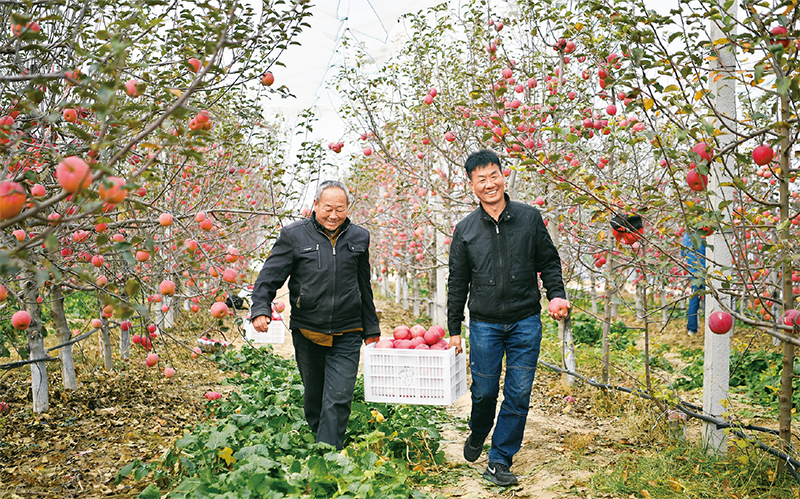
[752,145,774,166]
[0,181,26,220]
[11,310,31,330]
[708,311,733,334]
[159,280,176,295]
[56,156,92,193]
[145,353,159,367]
[686,170,708,191]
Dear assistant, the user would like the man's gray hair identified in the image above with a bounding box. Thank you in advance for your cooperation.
[315,180,350,204]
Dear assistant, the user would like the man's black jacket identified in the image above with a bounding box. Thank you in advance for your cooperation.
[250,215,380,339]
[447,194,566,337]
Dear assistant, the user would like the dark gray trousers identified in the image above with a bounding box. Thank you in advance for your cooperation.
[291,329,361,450]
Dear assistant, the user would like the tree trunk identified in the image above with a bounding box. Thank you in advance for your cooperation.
[119,326,130,360]
[100,321,113,371]
[778,90,795,468]
[24,273,49,413]
[590,272,598,314]
[50,285,78,390]
[412,275,420,317]
[661,289,669,324]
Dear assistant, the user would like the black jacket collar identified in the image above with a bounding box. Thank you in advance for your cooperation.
[478,193,514,223]
[310,212,351,235]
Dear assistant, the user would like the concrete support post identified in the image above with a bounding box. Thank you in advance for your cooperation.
[703,7,737,454]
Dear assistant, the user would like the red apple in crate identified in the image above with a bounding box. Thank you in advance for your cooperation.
[428,324,445,338]
[708,311,733,334]
[430,342,446,350]
[424,329,441,345]
[393,325,410,340]
[415,343,430,350]
[375,339,394,349]
[411,336,426,347]
[395,339,413,349]
[410,324,427,338]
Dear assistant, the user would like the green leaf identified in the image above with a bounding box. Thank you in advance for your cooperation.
[137,484,160,499]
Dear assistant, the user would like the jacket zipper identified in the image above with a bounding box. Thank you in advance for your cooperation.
[492,217,505,316]
[316,243,320,269]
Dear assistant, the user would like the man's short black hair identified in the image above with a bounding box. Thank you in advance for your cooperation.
[464,149,502,180]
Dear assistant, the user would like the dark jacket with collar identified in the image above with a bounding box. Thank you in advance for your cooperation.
[250,214,380,339]
[447,194,566,337]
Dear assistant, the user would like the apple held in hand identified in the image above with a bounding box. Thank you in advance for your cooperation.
[708,311,733,334]
[548,298,570,320]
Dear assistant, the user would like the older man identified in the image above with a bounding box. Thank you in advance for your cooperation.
[250,180,380,449]
[448,150,570,486]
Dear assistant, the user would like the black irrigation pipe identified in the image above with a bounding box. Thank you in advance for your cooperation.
[538,360,800,484]
[0,328,100,370]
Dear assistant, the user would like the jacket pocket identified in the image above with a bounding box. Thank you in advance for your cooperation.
[468,272,495,310]
[299,244,321,269]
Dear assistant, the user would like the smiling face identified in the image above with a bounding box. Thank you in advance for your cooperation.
[314,187,349,231]
[469,162,505,210]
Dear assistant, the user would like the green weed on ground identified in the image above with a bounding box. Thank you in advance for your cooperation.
[117,344,449,499]
[591,439,798,499]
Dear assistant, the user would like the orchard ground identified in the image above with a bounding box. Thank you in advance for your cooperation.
[0,295,794,499]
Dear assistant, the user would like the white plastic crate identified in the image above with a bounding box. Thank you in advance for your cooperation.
[244,311,285,344]
[362,342,467,406]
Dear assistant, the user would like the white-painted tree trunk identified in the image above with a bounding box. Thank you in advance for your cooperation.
[412,275,420,317]
[402,273,409,309]
[119,328,131,360]
[24,275,49,413]
[434,196,448,326]
[50,285,78,390]
[100,321,114,371]
[703,8,736,454]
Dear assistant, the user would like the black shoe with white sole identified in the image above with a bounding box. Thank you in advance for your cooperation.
[463,433,487,462]
[483,462,518,486]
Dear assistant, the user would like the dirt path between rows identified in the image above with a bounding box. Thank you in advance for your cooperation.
[263,296,628,498]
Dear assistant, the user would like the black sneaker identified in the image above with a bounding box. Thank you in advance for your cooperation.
[463,433,486,462]
[484,462,518,486]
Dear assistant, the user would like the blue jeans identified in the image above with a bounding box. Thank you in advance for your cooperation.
[468,314,542,467]
[687,284,704,333]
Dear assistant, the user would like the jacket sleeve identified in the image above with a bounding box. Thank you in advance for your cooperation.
[250,228,294,320]
[357,233,381,339]
[534,211,566,301]
[447,224,471,337]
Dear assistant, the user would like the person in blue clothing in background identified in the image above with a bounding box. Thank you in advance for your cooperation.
[681,232,706,335]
